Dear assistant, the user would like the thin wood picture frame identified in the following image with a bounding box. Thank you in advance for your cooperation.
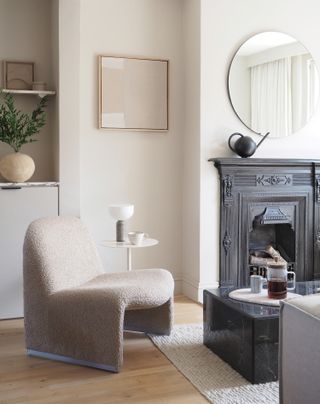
[99,55,169,131]
[4,61,34,90]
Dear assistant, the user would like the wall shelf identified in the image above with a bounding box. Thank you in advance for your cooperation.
[0,182,59,189]
[2,89,56,98]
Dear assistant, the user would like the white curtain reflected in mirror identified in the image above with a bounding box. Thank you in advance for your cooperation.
[251,57,292,136]
[228,32,320,138]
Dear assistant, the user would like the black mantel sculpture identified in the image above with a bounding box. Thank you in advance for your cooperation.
[210,158,320,287]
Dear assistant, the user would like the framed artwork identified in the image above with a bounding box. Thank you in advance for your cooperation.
[4,61,34,90]
[99,55,168,131]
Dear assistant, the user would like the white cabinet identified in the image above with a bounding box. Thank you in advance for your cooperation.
[0,184,59,319]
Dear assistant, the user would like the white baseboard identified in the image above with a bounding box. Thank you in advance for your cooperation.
[173,275,183,295]
[182,277,219,303]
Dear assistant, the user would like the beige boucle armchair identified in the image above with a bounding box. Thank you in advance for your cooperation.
[23,216,174,372]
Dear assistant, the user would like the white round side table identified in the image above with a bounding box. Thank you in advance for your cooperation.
[100,238,159,271]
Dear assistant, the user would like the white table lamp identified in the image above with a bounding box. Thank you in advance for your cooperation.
[108,204,134,242]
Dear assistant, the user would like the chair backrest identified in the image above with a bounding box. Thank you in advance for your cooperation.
[23,216,104,296]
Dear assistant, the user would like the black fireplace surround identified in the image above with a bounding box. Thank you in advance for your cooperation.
[210,158,320,287]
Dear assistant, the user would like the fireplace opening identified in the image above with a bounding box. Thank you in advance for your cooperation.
[249,207,295,277]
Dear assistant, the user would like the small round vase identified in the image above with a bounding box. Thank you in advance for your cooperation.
[0,152,35,183]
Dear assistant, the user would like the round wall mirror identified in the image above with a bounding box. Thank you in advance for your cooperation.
[228,32,320,138]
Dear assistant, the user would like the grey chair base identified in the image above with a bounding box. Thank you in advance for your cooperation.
[27,349,118,372]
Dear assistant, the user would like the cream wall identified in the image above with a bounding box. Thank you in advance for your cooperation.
[199,0,320,296]
[58,0,80,215]
[181,0,201,299]
[79,0,184,289]
[51,0,59,185]
[56,0,320,301]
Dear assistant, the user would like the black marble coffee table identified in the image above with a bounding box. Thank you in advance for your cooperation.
[203,282,320,384]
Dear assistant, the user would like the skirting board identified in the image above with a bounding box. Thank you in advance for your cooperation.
[174,276,183,295]
[182,278,219,303]
[27,349,118,372]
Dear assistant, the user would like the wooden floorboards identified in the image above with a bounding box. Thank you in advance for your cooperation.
[0,296,207,404]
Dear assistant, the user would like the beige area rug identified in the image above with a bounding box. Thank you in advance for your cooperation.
[149,324,279,404]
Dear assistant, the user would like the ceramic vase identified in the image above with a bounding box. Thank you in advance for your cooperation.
[0,152,35,183]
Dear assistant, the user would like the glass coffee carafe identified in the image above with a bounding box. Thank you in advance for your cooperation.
[266,262,296,299]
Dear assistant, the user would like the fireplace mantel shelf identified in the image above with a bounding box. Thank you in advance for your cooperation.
[210,158,320,168]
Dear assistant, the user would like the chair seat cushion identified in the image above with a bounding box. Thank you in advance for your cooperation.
[65,268,174,310]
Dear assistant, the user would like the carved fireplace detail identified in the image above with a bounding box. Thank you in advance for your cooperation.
[210,158,320,287]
